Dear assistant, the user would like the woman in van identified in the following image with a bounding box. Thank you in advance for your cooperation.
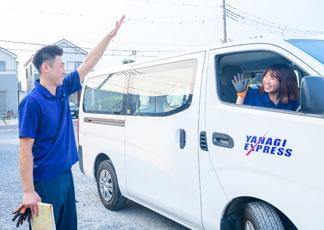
[232,63,299,111]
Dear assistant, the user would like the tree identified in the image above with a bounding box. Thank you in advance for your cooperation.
[122,59,135,64]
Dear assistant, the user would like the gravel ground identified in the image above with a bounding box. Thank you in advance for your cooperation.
[0,125,187,230]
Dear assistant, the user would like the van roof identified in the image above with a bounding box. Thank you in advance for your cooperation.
[87,37,322,78]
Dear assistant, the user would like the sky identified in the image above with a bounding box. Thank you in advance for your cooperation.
[0,0,323,89]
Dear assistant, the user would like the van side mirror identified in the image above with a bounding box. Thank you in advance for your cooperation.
[300,76,324,114]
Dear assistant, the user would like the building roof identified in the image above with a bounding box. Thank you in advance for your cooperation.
[23,38,88,67]
[0,47,17,59]
[55,39,88,55]
[24,55,34,67]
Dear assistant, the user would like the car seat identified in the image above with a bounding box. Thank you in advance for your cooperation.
[220,65,243,103]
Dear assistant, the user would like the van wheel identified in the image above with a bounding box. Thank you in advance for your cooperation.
[96,160,127,210]
[242,201,284,230]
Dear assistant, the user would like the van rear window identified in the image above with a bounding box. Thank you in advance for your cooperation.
[83,73,126,114]
[83,59,198,116]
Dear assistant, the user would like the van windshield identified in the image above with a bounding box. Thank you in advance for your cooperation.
[288,39,324,65]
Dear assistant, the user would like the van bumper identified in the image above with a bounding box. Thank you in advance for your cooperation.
[78,145,85,174]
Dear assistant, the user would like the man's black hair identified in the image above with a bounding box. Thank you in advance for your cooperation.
[32,45,63,73]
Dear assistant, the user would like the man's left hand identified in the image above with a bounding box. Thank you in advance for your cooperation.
[109,15,126,38]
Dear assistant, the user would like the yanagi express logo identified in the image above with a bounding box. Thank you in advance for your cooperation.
[244,135,293,157]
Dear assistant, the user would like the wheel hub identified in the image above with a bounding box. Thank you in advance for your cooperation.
[245,220,255,230]
[99,169,113,201]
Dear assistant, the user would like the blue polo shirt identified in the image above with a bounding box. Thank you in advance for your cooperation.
[19,71,81,182]
[244,87,299,111]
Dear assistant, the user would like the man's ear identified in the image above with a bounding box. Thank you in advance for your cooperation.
[41,62,49,74]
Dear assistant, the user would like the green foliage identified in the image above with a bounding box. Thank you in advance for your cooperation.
[122,59,135,64]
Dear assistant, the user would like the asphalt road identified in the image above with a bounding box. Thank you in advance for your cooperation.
[0,125,187,230]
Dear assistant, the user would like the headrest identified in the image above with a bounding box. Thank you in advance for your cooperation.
[221,65,243,78]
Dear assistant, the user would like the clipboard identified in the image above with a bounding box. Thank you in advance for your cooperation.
[31,202,56,230]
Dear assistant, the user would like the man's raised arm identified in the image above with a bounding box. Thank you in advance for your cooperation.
[77,15,125,82]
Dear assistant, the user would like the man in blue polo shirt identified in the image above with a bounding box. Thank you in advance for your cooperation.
[18,16,125,229]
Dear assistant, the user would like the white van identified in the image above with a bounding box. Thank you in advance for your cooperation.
[78,38,324,230]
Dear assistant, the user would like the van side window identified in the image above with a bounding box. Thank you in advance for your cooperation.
[216,51,308,112]
[125,59,197,116]
[83,73,126,114]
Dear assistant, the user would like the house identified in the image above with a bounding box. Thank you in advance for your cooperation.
[24,39,88,104]
[0,47,18,118]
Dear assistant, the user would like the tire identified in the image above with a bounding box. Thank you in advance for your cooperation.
[96,160,127,210]
[242,201,284,230]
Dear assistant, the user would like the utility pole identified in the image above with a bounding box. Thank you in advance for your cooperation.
[222,0,227,43]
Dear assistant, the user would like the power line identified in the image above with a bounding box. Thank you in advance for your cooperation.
[1,3,222,24]
[0,45,159,58]
[0,47,157,58]
[3,5,221,21]
[129,0,201,7]
[1,47,157,57]
[137,0,221,8]
[126,16,220,24]
[225,3,324,37]
[0,39,182,54]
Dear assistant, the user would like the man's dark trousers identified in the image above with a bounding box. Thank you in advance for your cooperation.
[34,169,77,230]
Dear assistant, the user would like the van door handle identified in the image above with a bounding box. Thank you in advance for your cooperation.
[179,129,186,149]
[212,132,234,148]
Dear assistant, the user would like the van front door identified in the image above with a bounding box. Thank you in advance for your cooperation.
[124,53,205,229]
[202,44,324,229]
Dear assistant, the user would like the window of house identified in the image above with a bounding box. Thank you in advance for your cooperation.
[0,91,7,115]
[0,61,6,71]
[67,62,82,72]
[83,73,126,114]
[34,73,40,81]
[67,62,75,72]
[74,62,82,69]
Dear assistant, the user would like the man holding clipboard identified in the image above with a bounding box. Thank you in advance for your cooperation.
[17,16,125,229]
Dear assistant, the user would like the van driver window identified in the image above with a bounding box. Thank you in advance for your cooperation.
[217,51,308,112]
[233,63,299,111]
